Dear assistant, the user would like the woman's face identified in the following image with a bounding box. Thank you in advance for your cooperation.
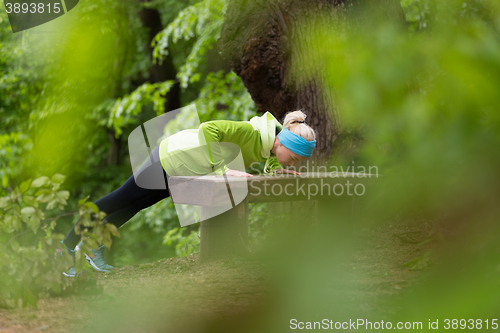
[275,144,308,167]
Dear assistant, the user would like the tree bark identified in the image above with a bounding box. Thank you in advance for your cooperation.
[138,3,181,112]
[219,0,406,162]
[106,131,121,166]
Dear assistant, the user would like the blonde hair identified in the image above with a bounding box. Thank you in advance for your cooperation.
[283,110,316,142]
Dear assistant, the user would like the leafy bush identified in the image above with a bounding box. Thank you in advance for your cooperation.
[0,133,32,189]
[0,174,118,308]
[109,197,178,267]
[106,0,258,260]
[248,203,273,248]
[163,227,200,257]
[152,0,226,88]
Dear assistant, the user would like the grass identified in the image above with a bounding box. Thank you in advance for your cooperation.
[0,218,440,333]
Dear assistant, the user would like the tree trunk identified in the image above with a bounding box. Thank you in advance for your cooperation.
[106,131,121,166]
[219,0,406,162]
[138,3,181,112]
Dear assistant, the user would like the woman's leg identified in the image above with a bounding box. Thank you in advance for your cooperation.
[90,145,168,216]
[97,189,169,229]
[63,146,170,248]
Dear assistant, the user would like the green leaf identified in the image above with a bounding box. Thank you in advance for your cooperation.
[27,216,41,233]
[55,191,69,206]
[102,235,112,249]
[22,287,38,309]
[106,223,120,237]
[95,211,107,220]
[23,196,37,207]
[10,240,20,253]
[2,175,8,188]
[81,237,98,251]
[36,209,45,220]
[81,216,94,227]
[19,179,32,193]
[21,213,31,224]
[86,233,99,241]
[31,177,50,188]
[46,200,58,210]
[34,189,50,196]
[56,190,70,201]
[78,196,90,206]
[0,196,10,208]
[50,282,61,294]
[51,174,66,184]
[36,193,53,203]
[3,215,13,232]
[95,225,104,240]
[12,215,22,231]
[21,207,36,216]
[84,202,99,213]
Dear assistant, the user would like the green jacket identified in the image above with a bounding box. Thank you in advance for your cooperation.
[159,112,283,177]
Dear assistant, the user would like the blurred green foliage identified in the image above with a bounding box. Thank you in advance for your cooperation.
[401,0,495,34]
[299,0,500,220]
[152,0,226,88]
[0,173,116,308]
[163,227,200,257]
[109,81,175,137]
[3,0,498,320]
[0,0,255,270]
[0,133,32,188]
[279,0,500,325]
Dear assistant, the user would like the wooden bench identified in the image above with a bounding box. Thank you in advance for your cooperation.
[168,172,377,261]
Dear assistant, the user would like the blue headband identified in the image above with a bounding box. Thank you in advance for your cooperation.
[278,128,316,157]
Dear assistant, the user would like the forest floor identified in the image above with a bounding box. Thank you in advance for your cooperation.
[0,217,447,333]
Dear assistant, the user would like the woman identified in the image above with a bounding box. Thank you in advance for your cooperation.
[59,110,316,277]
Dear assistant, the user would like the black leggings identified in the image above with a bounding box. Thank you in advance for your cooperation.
[63,146,170,249]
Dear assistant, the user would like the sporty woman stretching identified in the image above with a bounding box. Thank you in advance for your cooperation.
[59,110,316,277]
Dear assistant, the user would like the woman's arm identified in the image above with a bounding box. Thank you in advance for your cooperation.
[225,169,253,177]
[199,120,282,177]
[198,121,231,175]
[199,120,259,176]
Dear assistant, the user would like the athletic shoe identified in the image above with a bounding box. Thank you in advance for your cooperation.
[82,243,114,273]
[55,240,76,263]
[63,266,78,278]
[55,241,80,277]
[57,240,113,274]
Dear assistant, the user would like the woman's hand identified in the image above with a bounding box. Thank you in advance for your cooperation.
[274,168,301,175]
[224,169,254,177]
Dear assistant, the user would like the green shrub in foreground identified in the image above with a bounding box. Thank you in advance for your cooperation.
[0,174,118,308]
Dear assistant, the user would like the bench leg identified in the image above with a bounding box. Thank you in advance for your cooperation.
[200,199,249,262]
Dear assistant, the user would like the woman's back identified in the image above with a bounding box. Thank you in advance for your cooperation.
[159,112,283,176]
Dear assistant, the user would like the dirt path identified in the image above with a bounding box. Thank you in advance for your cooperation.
[0,218,437,333]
